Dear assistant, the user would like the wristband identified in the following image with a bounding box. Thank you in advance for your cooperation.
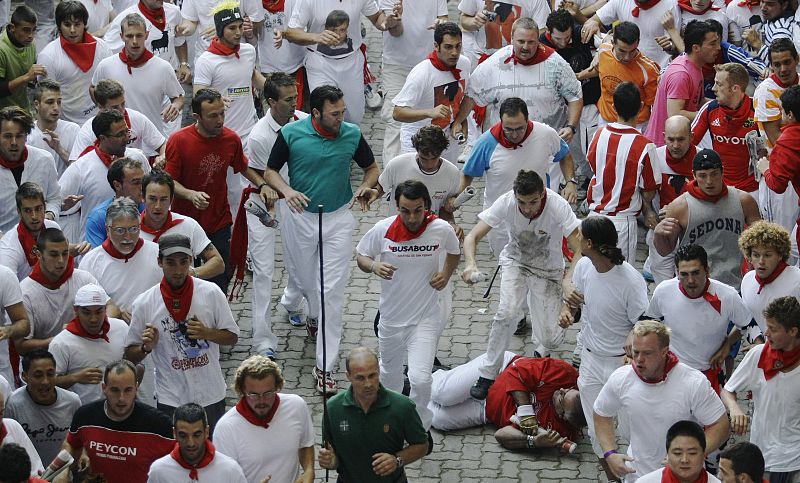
[258,182,268,191]
[179,62,190,68]
[369,260,376,273]
[603,449,618,459]
[566,124,577,134]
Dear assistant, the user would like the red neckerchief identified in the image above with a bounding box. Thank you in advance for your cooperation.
[101,238,144,262]
[720,96,754,124]
[737,0,760,8]
[489,120,534,149]
[140,211,183,242]
[677,0,720,14]
[59,32,97,72]
[678,278,722,313]
[665,145,696,177]
[633,0,661,16]
[769,73,799,89]
[757,341,800,380]
[29,257,75,290]
[311,117,337,139]
[169,440,215,481]
[17,222,39,267]
[504,44,555,66]
[234,395,281,428]
[755,260,788,294]
[208,37,240,58]
[262,0,284,13]
[685,179,728,203]
[521,189,548,219]
[65,315,110,342]
[160,275,193,322]
[385,211,438,242]
[662,466,709,483]
[633,351,679,383]
[119,48,154,75]
[427,50,461,80]
[137,0,166,31]
[79,140,117,168]
[0,146,27,169]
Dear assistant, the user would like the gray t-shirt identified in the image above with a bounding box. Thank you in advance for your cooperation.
[5,386,81,464]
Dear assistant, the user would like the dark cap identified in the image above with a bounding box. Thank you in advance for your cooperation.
[693,149,723,171]
[213,4,242,38]
[158,233,192,257]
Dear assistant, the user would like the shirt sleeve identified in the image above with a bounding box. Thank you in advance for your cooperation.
[462,133,495,178]
[231,136,249,174]
[377,159,395,192]
[665,70,695,101]
[287,0,311,30]
[638,143,661,191]
[689,373,727,425]
[49,338,69,376]
[180,0,199,21]
[245,132,270,171]
[595,0,619,27]
[625,275,649,324]
[392,65,426,108]
[753,82,782,123]
[126,295,148,347]
[211,286,240,335]
[691,101,712,144]
[592,370,623,417]
[443,224,461,255]
[266,132,290,171]
[553,57,583,103]
[645,287,664,320]
[723,345,760,393]
[193,55,213,87]
[356,224,382,258]
[139,115,167,155]
[556,197,581,237]
[85,207,108,248]
[164,136,183,181]
[727,292,754,330]
[553,137,570,164]
[477,194,509,229]
[0,267,22,308]
[353,135,376,168]
[361,0,380,17]
[42,155,62,218]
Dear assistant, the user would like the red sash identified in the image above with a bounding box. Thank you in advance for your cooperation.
[119,48,155,74]
[427,50,461,80]
[754,260,788,294]
[679,279,722,313]
[208,37,240,58]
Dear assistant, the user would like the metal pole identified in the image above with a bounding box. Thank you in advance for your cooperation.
[318,204,329,482]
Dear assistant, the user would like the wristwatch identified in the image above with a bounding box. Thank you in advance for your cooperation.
[395,455,404,468]
[566,177,578,185]
[141,343,152,354]
[565,124,577,134]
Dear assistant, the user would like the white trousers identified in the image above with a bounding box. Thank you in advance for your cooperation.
[759,180,800,233]
[379,317,442,431]
[588,212,638,264]
[578,348,625,457]
[479,265,565,380]
[305,52,365,125]
[247,202,278,353]
[381,63,411,164]
[277,201,304,311]
[575,104,600,180]
[281,206,354,371]
[643,229,676,286]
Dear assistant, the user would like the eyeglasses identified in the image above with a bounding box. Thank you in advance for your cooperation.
[106,129,131,139]
[107,225,140,235]
[245,390,278,400]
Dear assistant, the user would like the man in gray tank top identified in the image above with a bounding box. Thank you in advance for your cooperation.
[653,149,761,289]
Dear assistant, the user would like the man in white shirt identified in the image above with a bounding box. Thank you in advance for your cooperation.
[176,0,264,64]
[213,355,315,483]
[636,420,722,483]
[462,170,582,399]
[721,296,800,482]
[0,107,62,235]
[93,13,184,135]
[26,80,80,177]
[356,181,460,430]
[125,234,240,432]
[147,402,247,483]
[718,442,767,483]
[0,399,44,476]
[594,320,730,482]
[49,284,128,404]
[0,264,29,389]
[393,22,471,163]
[252,0,306,83]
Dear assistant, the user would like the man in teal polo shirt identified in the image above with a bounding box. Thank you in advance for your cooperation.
[266,85,380,394]
[0,6,46,112]
[320,347,429,482]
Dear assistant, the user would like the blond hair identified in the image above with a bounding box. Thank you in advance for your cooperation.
[209,0,239,15]
[738,221,791,261]
[630,320,671,348]
[714,63,750,89]
[233,355,284,396]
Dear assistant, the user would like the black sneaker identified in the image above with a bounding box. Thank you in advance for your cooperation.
[426,430,434,455]
[514,316,528,335]
[470,376,494,400]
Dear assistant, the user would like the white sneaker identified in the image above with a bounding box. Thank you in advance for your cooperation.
[365,84,383,110]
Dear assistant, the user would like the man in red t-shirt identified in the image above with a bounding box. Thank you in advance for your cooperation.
[165,88,277,292]
[428,352,585,451]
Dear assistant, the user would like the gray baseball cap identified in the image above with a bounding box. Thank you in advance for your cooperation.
[158,233,193,257]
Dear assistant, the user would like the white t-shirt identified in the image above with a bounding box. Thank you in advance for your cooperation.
[213,394,315,483]
[103,2,186,67]
[724,344,800,472]
[596,0,678,69]
[356,216,460,326]
[256,0,306,74]
[378,153,461,214]
[49,317,128,404]
[647,278,752,371]
[480,189,580,279]
[0,220,61,282]
[594,362,727,480]
[59,147,150,241]
[457,0,551,60]
[246,109,308,179]
[0,146,62,234]
[27,119,81,177]
[70,108,166,160]
[740,265,800,333]
[637,467,721,483]
[392,55,471,162]
[572,257,649,356]
[675,8,729,41]
[194,42,258,138]
[726,2,761,48]
[79,240,161,311]
[0,375,10,403]
[288,0,379,59]
[139,212,211,258]
[38,37,113,124]
[0,265,21,388]
[147,448,248,483]
[92,54,184,134]
[180,0,263,59]
[80,0,115,35]
[0,418,44,476]
[21,269,99,341]
[128,278,240,407]
[380,0,448,68]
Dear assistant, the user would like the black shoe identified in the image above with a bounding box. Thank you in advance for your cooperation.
[470,376,494,400]
[426,430,434,455]
[514,317,528,336]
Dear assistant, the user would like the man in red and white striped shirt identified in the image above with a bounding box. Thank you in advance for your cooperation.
[586,81,660,262]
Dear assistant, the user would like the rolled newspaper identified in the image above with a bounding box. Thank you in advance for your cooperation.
[42,449,73,481]
[469,271,488,283]
[452,186,477,209]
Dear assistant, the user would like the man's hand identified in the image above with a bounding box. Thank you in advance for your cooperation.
[655,35,673,52]
[757,156,769,175]
[561,0,579,15]
[273,29,283,48]
[558,304,575,328]
[644,210,659,230]
[462,265,480,284]
[69,241,91,257]
[161,103,181,123]
[742,27,762,51]
[153,155,167,170]
[661,10,675,30]
[561,182,577,204]
[606,453,637,478]
[515,405,538,435]
[709,341,730,370]
[120,310,132,323]
[142,323,159,348]
[185,316,210,340]
[430,271,450,290]
[532,429,563,447]
[450,222,465,242]
[581,19,600,43]
[557,126,574,143]
[471,10,489,29]
[384,1,403,29]
[372,453,399,477]
[42,129,61,151]
[429,104,451,120]
[188,190,210,210]
[319,444,337,470]
[371,261,397,280]
[729,408,750,435]
[74,367,104,385]
[316,29,340,46]
[176,63,192,84]
[199,25,217,41]
[260,185,279,208]
[0,326,12,341]
[284,188,310,213]
[351,186,379,211]
[654,217,681,239]
[294,471,313,483]
[61,194,84,211]
[562,282,581,306]
[243,16,254,40]
[26,64,47,82]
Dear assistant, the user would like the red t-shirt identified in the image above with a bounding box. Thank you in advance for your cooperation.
[165,125,248,233]
[485,357,579,441]
[764,123,800,199]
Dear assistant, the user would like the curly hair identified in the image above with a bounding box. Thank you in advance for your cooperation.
[411,125,449,156]
[738,221,791,261]
[233,355,284,396]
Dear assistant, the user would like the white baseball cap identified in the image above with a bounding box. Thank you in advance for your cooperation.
[74,284,110,307]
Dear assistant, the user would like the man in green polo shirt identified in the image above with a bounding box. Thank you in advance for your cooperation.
[0,6,46,112]
[320,347,429,482]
